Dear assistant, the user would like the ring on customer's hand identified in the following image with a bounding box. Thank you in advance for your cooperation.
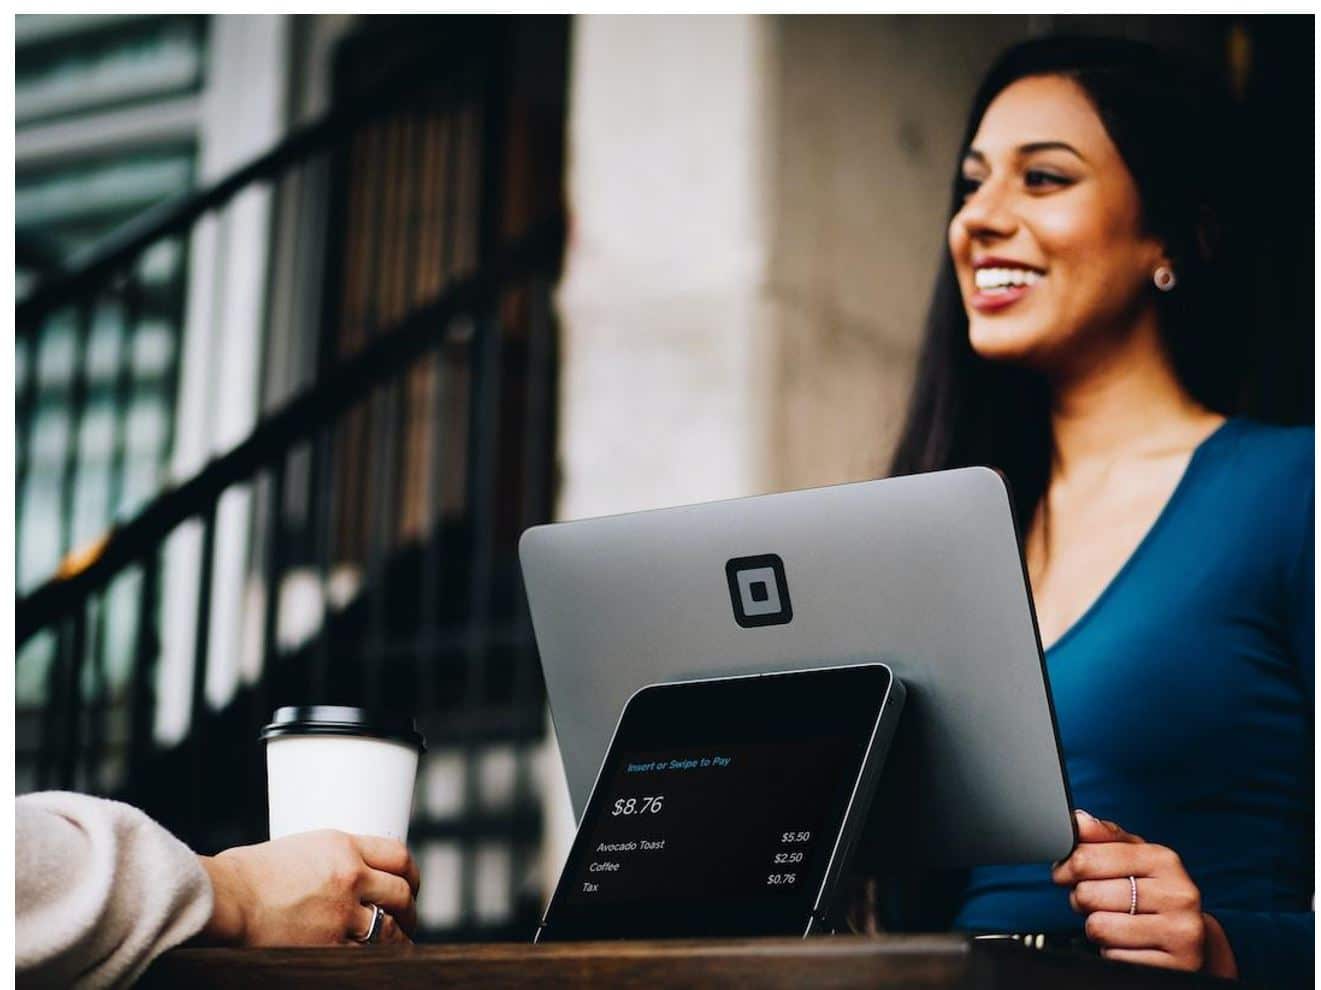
[353,903,384,943]
[1128,876,1138,916]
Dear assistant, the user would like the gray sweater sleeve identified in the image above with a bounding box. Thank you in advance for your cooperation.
[17,791,214,989]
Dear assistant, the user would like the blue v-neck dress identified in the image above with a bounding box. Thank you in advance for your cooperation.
[951,418,1314,988]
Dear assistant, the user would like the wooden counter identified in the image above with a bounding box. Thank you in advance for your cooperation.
[143,934,1239,989]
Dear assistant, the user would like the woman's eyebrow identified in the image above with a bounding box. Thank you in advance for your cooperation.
[1018,140,1087,162]
[961,141,1088,164]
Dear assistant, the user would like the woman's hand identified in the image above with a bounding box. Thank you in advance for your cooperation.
[1052,810,1237,978]
[198,830,420,947]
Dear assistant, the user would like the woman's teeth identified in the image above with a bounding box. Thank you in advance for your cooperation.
[974,268,1044,292]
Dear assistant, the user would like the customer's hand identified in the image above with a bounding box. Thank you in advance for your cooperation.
[198,830,420,946]
[1052,810,1237,977]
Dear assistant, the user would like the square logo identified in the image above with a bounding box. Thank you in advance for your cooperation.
[726,554,793,628]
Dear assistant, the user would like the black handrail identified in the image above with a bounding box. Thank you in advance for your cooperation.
[16,215,565,648]
[16,230,66,273]
[16,17,502,333]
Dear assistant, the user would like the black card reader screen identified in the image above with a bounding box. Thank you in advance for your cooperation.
[540,665,896,939]
[566,737,849,904]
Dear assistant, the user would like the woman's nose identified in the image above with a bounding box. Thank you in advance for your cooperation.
[956,182,1018,241]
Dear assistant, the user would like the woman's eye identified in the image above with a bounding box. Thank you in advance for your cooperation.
[957,175,983,198]
[1025,170,1069,189]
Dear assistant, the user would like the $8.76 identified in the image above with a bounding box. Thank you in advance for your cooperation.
[611,796,664,816]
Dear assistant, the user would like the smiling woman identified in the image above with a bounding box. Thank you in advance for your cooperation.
[885,36,1313,988]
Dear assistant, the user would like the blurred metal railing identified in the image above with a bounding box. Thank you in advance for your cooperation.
[15,15,566,941]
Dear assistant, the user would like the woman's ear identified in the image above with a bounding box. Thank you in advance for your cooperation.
[1143,241,1174,283]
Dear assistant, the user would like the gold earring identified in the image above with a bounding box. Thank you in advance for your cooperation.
[1153,265,1177,292]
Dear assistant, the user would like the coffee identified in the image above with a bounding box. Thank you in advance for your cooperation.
[261,706,426,843]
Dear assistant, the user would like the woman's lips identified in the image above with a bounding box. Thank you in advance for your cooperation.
[970,281,1036,313]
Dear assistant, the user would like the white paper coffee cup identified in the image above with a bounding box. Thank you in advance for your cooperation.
[261,706,426,843]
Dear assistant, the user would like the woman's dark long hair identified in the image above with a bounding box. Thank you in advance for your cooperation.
[889,36,1248,530]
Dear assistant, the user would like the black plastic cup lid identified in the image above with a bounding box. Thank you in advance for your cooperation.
[259,706,426,752]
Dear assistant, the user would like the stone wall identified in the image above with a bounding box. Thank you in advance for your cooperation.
[555,15,773,522]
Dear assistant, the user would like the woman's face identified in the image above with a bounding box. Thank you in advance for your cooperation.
[948,74,1166,374]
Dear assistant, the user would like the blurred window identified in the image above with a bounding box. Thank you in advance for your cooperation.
[16,15,206,126]
[14,16,213,816]
[16,156,194,595]
[16,17,203,598]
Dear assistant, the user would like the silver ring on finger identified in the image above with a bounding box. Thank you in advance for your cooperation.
[353,902,384,943]
[1128,876,1138,916]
